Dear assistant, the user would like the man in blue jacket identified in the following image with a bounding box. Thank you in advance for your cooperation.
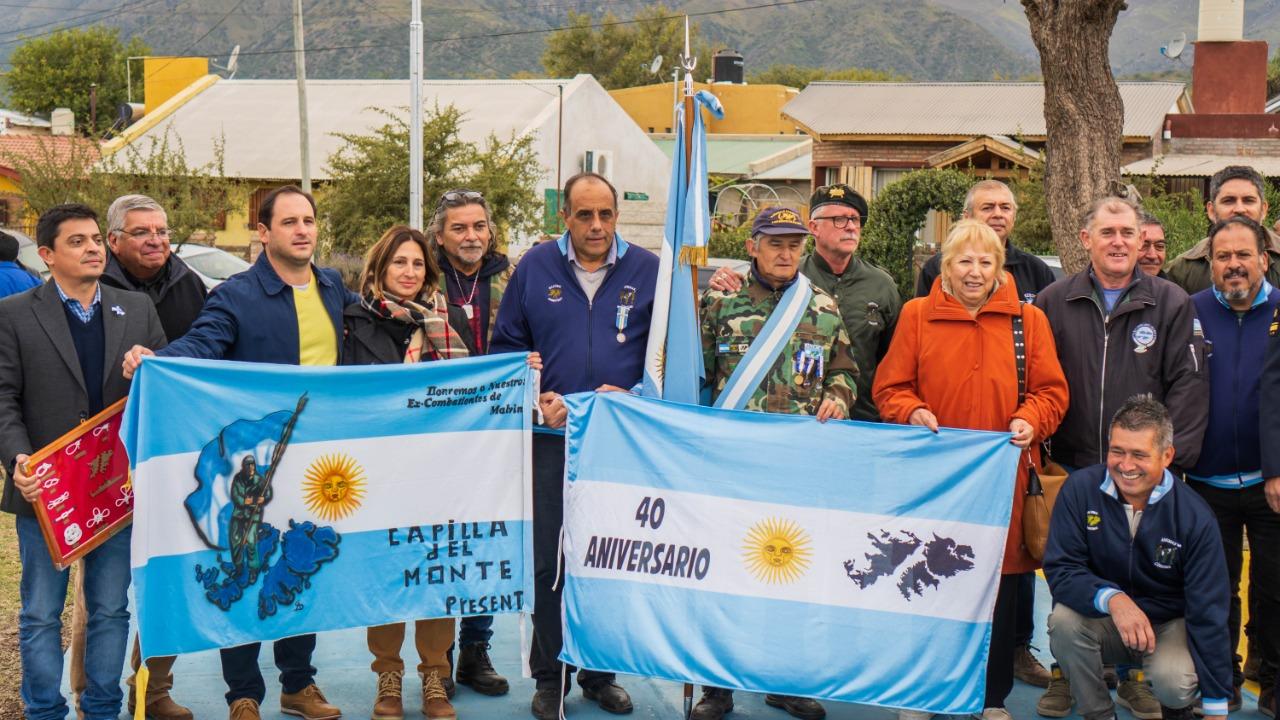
[124,185,356,720]
[1187,215,1280,715]
[491,172,657,720]
[1044,394,1232,720]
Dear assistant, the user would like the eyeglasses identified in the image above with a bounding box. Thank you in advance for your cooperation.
[813,215,864,229]
[123,228,172,241]
[439,190,485,207]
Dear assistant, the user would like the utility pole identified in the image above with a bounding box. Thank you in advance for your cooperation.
[293,0,312,193]
[409,0,424,230]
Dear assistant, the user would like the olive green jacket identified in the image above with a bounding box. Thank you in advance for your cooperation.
[1164,228,1280,296]
[799,253,901,422]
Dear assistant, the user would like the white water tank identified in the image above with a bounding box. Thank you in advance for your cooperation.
[50,108,74,136]
[1198,0,1244,42]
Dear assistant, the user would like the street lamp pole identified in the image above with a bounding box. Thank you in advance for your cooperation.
[409,0,424,230]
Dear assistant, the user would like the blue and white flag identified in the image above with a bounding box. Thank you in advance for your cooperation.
[641,90,723,403]
[122,354,536,659]
[560,392,1019,714]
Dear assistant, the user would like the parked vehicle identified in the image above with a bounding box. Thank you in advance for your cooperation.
[175,243,251,289]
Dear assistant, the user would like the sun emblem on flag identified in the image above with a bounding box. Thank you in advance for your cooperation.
[302,453,367,521]
[742,517,812,584]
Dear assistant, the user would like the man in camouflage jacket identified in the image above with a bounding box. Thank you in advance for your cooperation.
[695,207,856,717]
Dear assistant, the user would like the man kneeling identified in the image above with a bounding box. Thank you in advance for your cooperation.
[1044,394,1231,720]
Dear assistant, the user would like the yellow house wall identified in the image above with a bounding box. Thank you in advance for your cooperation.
[610,82,802,135]
[143,57,210,115]
[0,176,20,194]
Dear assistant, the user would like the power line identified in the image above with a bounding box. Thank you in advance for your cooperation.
[141,0,247,83]
[0,0,169,41]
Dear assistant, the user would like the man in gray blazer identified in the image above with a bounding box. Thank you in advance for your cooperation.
[0,203,165,720]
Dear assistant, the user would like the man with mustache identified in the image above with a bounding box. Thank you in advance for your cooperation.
[1165,165,1280,294]
[1186,216,1280,716]
[1137,214,1168,279]
[1033,196,1208,719]
[428,188,513,698]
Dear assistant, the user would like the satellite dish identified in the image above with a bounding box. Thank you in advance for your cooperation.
[649,55,663,76]
[1161,32,1187,60]
[213,45,241,79]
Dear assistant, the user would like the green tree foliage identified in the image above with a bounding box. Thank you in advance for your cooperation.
[747,64,903,89]
[1269,51,1280,100]
[861,169,972,298]
[3,27,148,137]
[3,128,236,243]
[1007,159,1055,255]
[323,106,543,255]
[542,4,714,90]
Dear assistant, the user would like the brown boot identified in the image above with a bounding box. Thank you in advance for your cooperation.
[1013,645,1053,688]
[229,698,261,720]
[420,670,457,720]
[373,671,405,720]
[280,684,342,720]
[131,692,195,720]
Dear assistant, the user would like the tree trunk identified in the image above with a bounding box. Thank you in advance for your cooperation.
[1022,0,1127,275]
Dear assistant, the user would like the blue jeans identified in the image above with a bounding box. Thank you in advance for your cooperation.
[459,615,494,645]
[17,515,132,720]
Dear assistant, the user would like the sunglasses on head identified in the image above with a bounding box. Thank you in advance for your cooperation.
[439,190,485,207]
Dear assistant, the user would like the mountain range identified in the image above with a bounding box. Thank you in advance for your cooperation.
[1,0,1277,84]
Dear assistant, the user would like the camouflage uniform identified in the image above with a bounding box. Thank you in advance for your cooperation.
[701,269,859,416]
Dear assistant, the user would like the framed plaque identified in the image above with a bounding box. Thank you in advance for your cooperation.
[23,399,132,570]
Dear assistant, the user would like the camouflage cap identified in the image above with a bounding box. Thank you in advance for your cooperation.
[751,206,808,236]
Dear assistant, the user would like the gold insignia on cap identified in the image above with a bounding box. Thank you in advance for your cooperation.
[828,187,845,198]
[771,209,801,224]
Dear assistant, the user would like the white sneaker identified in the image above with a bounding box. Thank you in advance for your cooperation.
[900,711,934,720]
[980,708,1013,720]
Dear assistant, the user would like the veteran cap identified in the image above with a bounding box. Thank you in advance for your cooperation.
[751,206,808,236]
[810,184,869,220]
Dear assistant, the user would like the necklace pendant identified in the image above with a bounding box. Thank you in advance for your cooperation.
[462,304,475,320]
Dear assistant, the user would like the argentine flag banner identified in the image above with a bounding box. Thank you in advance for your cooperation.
[560,392,1019,714]
[121,353,535,659]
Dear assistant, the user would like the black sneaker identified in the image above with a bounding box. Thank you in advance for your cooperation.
[456,643,510,696]
[1161,705,1196,720]
[690,688,734,720]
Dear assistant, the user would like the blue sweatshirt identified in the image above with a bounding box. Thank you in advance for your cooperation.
[1044,464,1232,714]
[1189,282,1280,487]
[490,233,657,402]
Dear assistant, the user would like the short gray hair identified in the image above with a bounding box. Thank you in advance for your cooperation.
[1110,393,1174,451]
[1139,211,1163,231]
[963,179,1017,215]
[1081,195,1140,232]
[107,194,165,236]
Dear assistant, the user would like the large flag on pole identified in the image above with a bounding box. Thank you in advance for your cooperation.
[641,89,723,403]
[121,354,536,659]
[559,392,1019,714]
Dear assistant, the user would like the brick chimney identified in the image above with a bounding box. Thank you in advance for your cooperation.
[1192,0,1267,114]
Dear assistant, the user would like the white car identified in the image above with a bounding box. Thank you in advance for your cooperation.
[175,244,251,289]
[9,229,50,280]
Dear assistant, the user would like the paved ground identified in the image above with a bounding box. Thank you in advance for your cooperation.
[62,578,1266,720]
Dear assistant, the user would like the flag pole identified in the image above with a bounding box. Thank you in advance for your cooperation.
[680,16,701,324]
[681,20,699,720]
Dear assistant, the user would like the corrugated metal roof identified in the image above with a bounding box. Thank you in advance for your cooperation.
[783,82,1186,138]
[652,137,808,176]
[752,153,811,181]
[123,78,576,180]
[1124,154,1280,178]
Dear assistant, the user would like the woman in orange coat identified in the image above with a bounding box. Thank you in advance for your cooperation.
[873,218,1068,720]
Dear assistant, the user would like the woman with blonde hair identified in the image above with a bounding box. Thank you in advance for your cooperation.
[874,218,1069,720]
